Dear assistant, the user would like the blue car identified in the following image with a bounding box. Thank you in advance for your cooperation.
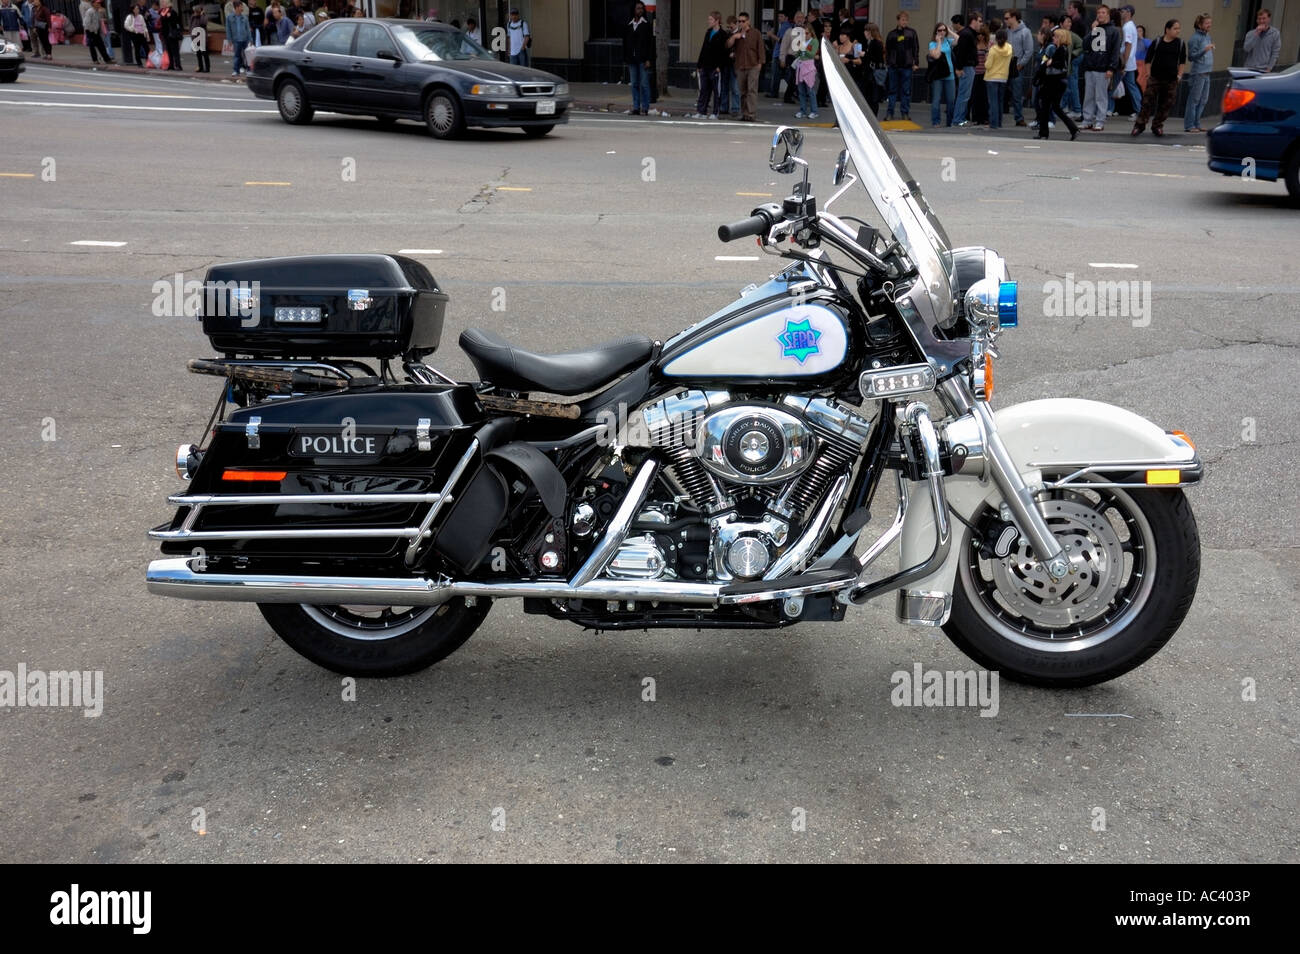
[1208,63,1300,200]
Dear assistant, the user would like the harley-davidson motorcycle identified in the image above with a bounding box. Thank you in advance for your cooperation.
[146,47,1202,686]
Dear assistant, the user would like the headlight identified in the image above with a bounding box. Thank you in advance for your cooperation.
[554,82,570,97]
[470,83,515,96]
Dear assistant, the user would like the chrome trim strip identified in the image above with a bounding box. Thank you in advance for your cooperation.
[570,458,661,588]
[150,527,423,541]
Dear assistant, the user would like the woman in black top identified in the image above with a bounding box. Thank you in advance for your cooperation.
[158,0,183,70]
[1034,27,1078,140]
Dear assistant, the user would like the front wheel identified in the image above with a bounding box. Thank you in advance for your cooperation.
[259,598,490,677]
[423,89,463,139]
[521,123,555,138]
[943,481,1200,687]
[276,77,313,125]
[1284,150,1299,200]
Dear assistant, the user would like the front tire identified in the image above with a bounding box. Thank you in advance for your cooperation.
[259,598,490,677]
[943,482,1199,687]
[423,89,463,139]
[276,77,313,125]
[522,123,555,137]
[1284,150,1299,200]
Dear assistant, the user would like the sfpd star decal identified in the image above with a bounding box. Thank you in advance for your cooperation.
[778,317,822,363]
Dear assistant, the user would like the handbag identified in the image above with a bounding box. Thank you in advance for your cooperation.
[926,48,950,81]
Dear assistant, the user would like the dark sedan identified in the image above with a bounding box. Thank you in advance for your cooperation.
[1207,63,1300,199]
[0,37,24,83]
[246,19,572,139]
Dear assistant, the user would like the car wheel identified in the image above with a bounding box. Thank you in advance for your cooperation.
[276,77,313,125]
[522,124,555,138]
[1285,149,1300,200]
[424,89,464,139]
[0,73,17,84]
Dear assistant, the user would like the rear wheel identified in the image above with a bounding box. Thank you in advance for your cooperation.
[423,89,463,139]
[943,480,1199,687]
[276,77,313,124]
[1284,149,1300,200]
[522,124,555,138]
[259,598,490,677]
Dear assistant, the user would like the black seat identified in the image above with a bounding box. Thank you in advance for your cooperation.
[459,328,655,396]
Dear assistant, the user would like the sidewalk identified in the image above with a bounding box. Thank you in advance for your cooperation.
[23,44,1216,137]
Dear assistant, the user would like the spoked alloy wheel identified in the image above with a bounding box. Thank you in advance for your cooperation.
[944,478,1199,687]
[258,597,490,677]
[276,78,313,124]
[424,90,463,139]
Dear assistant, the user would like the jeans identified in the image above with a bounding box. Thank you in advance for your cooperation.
[1083,70,1109,126]
[953,67,975,123]
[509,49,530,67]
[1185,73,1210,129]
[730,70,740,111]
[1009,70,1025,121]
[887,66,912,116]
[1065,54,1082,113]
[696,67,721,115]
[628,62,650,112]
[797,80,817,115]
[930,75,954,125]
[1109,68,1141,114]
[232,39,248,73]
[985,80,1004,128]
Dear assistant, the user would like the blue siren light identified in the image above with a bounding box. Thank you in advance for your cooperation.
[997,281,1018,328]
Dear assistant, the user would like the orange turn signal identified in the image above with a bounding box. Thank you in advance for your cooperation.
[983,353,994,401]
[1145,469,1181,485]
[222,469,286,482]
[1171,430,1196,449]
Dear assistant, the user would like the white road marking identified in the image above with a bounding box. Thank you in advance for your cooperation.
[0,99,273,113]
[1065,713,1134,718]
[1106,170,1186,178]
[0,87,254,102]
[715,255,760,261]
[397,249,443,255]
[70,240,127,247]
[1088,262,1139,269]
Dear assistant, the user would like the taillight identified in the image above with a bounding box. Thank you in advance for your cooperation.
[1222,88,1256,114]
[222,469,286,482]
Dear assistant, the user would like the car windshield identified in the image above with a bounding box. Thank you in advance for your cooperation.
[391,25,496,61]
[820,42,956,325]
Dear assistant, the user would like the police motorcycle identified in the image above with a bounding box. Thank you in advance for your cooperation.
[146,45,1202,686]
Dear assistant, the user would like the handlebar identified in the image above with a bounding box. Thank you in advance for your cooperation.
[717,203,783,243]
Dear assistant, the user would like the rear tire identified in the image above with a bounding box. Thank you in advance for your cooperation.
[423,89,463,139]
[943,483,1200,687]
[1284,150,1300,200]
[259,598,490,677]
[522,123,555,137]
[276,77,313,125]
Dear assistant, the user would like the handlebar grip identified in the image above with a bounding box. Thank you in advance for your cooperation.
[718,214,770,243]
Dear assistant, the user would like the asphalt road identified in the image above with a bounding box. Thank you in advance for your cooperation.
[1,64,1296,863]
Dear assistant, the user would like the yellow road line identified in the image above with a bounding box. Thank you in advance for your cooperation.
[0,172,36,178]
[736,191,773,197]
[498,186,532,191]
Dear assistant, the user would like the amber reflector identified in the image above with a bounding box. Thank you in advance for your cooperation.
[1145,470,1181,485]
[222,469,286,481]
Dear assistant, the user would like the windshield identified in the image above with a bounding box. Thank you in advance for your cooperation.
[391,25,496,61]
[820,42,956,325]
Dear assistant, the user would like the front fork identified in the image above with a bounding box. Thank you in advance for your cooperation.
[938,377,1069,579]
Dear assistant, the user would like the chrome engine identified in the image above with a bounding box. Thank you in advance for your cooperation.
[615,391,874,582]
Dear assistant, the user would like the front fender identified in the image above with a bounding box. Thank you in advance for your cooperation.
[897,398,1198,617]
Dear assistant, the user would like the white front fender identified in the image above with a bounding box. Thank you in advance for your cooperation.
[895,399,1197,619]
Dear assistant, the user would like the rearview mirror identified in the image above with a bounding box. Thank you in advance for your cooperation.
[831,148,850,186]
[769,126,805,174]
